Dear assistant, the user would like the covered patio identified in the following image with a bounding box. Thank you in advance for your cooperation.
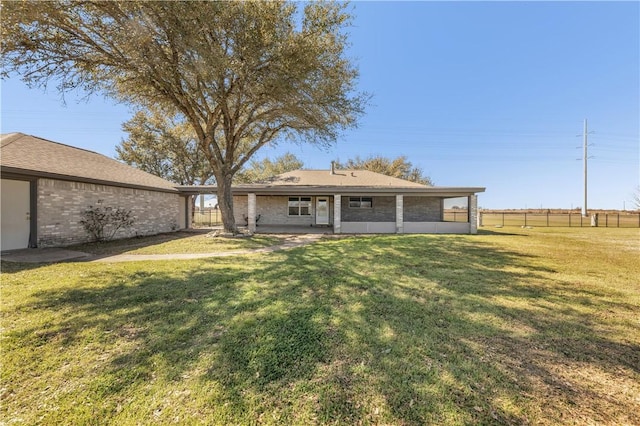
[178,168,485,235]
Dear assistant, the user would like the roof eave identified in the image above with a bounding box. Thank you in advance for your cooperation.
[1,166,180,194]
[177,184,485,196]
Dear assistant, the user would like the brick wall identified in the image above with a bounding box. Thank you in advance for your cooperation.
[404,197,442,222]
[37,178,184,247]
[233,195,316,226]
[469,194,478,234]
[230,194,448,228]
[341,196,395,222]
[233,195,248,225]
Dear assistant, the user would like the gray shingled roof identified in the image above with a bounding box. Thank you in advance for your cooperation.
[257,169,430,188]
[1,133,178,192]
[179,169,485,196]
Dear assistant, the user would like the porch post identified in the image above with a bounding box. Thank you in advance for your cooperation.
[186,196,193,229]
[396,194,404,234]
[333,194,341,234]
[469,194,478,234]
[248,193,256,233]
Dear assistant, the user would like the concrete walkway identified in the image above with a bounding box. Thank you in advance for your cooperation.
[1,234,324,264]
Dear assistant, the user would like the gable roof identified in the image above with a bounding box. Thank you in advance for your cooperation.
[1,133,178,192]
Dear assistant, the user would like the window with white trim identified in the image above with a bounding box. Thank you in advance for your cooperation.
[349,196,373,208]
[288,196,312,216]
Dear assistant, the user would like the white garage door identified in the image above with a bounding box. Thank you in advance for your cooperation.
[1,179,31,251]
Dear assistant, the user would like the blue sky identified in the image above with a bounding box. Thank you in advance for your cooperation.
[2,1,638,210]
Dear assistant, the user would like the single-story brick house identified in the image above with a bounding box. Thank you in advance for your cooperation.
[1,133,191,250]
[1,133,485,250]
[180,166,485,234]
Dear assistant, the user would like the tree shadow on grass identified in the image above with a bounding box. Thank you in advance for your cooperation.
[67,229,211,256]
[10,234,639,424]
[0,231,211,273]
[0,260,47,273]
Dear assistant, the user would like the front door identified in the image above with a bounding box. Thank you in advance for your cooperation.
[316,197,329,225]
[1,179,31,251]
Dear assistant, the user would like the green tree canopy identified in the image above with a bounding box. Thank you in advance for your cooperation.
[2,1,367,233]
[235,153,304,184]
[334,155,433,186]
[116,110,214,187]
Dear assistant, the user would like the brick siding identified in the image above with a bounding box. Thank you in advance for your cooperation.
[341,196,396,222]
[37,178,184,247]
[404,196,442,222]
[234,195,316,226]
[232,194,445,227]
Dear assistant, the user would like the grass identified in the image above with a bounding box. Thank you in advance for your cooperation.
[1,227,639,425]
[67,230,284,255]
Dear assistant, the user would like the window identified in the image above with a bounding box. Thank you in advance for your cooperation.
[349,197,373,208]
[288,196,311,216]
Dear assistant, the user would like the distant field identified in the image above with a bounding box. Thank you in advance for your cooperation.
[479,210,640,228]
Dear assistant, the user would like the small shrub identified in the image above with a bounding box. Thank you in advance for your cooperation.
[80,201,135,242]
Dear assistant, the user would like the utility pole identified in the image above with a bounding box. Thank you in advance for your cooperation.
[583,119,588,217]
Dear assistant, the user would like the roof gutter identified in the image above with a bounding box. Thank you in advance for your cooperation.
[1,166,180,194]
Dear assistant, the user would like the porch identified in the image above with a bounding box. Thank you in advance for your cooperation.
[238,193,479,234]
[176,175,484,235]
[245,224,333,235]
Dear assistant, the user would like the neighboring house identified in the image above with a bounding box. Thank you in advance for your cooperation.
[1,133,191,250]
[180,166,485,234]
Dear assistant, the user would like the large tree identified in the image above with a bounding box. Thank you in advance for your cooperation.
[117,109,215,220]
[117,110,214,187]
[235,153,304,184]
[2,1,367,233]
[335,155,433,186]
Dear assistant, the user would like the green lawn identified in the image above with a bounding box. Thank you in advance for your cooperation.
[2,228,639,425]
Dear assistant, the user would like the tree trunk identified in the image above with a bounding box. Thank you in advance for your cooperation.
[217,174,238,234]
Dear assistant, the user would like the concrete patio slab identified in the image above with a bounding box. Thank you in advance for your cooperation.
[201,225,333,235]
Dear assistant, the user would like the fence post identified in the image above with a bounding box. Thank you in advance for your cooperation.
[569,212,572,227]
[524,213,527,227]
[546,211,549,227]
[502,212,505,227]
[605,213,608,228]
[617,213,620,228]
